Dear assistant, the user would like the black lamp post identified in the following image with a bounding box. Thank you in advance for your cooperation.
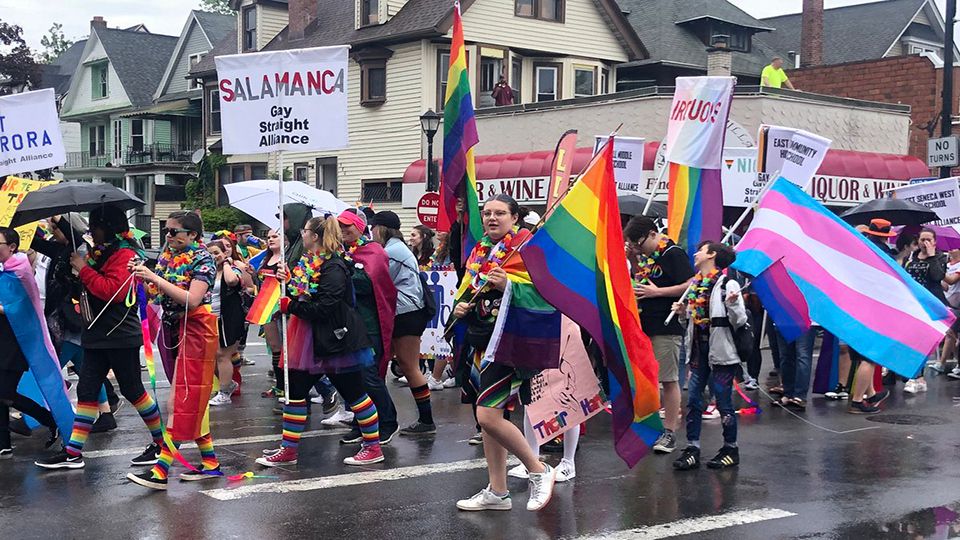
[420,109,441,191]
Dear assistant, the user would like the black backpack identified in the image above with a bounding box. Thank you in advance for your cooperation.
[710,276,755,363]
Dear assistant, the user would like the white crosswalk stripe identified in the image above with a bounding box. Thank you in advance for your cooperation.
[576,508,797,539]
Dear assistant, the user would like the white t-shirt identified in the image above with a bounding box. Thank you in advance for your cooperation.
[946,260,960,308]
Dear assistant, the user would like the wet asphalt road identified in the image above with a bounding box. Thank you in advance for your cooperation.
[3,340,960,540]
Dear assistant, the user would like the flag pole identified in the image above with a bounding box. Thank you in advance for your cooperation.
[277,150,290,404]
[640,162,668,217]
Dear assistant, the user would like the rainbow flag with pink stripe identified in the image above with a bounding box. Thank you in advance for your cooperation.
[666,163,722,259]
[733,177,955,377]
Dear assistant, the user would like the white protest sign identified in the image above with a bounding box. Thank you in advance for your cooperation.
[0,89,66,176]
[759,125,831,187]
[720,147,761,207]
[664,76,735,168]
[890,177,960,225]
[420,269,458,361]
[215,46,349,154]
[593,135,645,191]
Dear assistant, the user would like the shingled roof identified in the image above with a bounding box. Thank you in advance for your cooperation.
[95,27,178,107]
[615,0,785,75]
[761,0,928,65]
[39,39,87,96]
[194,10,236,45]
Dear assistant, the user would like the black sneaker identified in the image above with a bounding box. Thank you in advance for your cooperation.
[672,446,700,471]
[653,431,677,454]
[824,384,849,400]
[706,446,740,469]
[0,448,11,459]
[542,437,563,453]
[130,443,161,466]
[468,432,483,446]
[380,425,398,445]
[865,389,890,406]
[35,450,84,470]
[848,401,880,414]
[127,470,167,491]
[339,428,363,445]
[179,466,222,481]
[399,421,437,436]
[90,413,118,434]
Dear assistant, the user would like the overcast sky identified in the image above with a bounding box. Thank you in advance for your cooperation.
[0,0,952,52]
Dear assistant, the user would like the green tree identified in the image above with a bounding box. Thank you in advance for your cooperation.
[198,0,236,15]
[0,20,40,94]
[37,23,73,64]
[185,153,248,231]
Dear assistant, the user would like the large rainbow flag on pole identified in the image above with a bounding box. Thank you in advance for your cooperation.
[439,1,482,263]
[523,141,662,467]
[664,76,735,259]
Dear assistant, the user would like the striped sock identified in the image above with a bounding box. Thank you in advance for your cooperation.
[281,399,308,448]
[349,395,379,446]
[196,433,219,470]
[64,401,98,457]
[132,392,163,445]
[151,440,179,480]
[410,384,433,425]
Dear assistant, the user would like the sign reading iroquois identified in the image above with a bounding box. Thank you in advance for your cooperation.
[0,89,66,177]
[215,46,349,154]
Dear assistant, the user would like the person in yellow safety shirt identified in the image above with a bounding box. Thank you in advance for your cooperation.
[761,57,795,90]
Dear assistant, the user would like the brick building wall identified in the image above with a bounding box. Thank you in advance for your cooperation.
[788,55,960,163]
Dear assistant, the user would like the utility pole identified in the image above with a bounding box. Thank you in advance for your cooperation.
[942,0,956,178]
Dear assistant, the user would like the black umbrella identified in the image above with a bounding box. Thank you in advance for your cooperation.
[617,194,668,218]
[840,198,938,226]
[9,181,144,227]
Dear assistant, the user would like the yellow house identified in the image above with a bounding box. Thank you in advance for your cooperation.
[192,0,646,228]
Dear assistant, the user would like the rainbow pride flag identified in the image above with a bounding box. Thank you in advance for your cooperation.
[666,163,722,260]
[440,1,482,262]
[523,141,662,467]
[246,276,281,325]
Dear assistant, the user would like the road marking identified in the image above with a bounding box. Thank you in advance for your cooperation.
[577,508,797,539]
[201,457,518,501]
[82,429,347,459]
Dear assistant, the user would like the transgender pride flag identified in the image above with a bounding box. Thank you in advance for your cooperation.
[732,178,954,377]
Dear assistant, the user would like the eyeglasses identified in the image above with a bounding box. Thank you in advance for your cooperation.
[481,210,511,218]
[0,242,9,246]
[166,228,192,236]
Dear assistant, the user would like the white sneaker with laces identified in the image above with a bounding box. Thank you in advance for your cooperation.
[208,392,232,406]
[320,405,354,426]
[426,374,444,391]
[916,379,928,392]
[442,377,457,388]
[526,464,556,511]
[456,486,512,511]
[507,464,529,479]
[555,458,576,482]
[702,405,720,419]
[904,379,919,394]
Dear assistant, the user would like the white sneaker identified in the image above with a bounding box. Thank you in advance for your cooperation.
[456,485,512,511]
[526,464,556,511]
[308,387,320,398]
[904,379,919,394]
[310,395,325,404]
[555,458,576,482]
[208,392,232,406]
[442,377,457,388]
[507,464,529,479]
[916,379,928,392]
[320,405,354,427]
[949,367,960,380]
[426,374,444,391]
[702,404,720,419]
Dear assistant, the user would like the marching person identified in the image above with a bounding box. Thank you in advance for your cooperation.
[256,216,384,467]
[409,224,436,270]
[207,239,253,406]
[903,227,947,394]
[452,194,557,512]
[125,211,222,490]
[371,211,436,436]
[255,229,287,401]
[672,241,747,471]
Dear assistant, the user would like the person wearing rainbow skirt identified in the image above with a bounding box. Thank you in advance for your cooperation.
[36,206,165,471]
[126,211,222,490]
[256,215,384,467]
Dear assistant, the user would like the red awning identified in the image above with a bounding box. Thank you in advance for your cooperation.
[402,144,929,184]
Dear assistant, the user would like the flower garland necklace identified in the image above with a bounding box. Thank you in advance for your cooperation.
[343,236,369,262]
[687,268,720,329]
[148,241,204,302]
[634,237,670,285]
[465,227,518,292]
[88,230,139,269]
[287,250,333,298]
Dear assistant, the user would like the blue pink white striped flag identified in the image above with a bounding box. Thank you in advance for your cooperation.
[749,259,811,342]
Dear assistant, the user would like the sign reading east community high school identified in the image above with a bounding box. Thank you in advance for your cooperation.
[0,89,65,177]
[215,46,349,154]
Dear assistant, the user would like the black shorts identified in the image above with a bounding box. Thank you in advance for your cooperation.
[393,308,429,338]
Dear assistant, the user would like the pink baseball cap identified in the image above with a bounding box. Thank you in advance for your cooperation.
[337,209,366,231]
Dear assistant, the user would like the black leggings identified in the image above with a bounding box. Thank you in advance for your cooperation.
[0,368,55,446]
[76,347,148,403]
[288,369,366,406]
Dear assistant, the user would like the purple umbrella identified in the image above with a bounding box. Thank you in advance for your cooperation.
[892,224,960,251]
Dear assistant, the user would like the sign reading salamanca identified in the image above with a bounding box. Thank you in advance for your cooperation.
[215,46,349,154]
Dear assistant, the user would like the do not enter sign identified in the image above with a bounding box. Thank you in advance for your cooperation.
[417,192,440,228]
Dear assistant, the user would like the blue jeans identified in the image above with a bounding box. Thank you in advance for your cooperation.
[685,340,738,445]
[776,328,816,400]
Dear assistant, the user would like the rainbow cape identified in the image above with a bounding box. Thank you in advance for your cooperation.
[246,276,281,325]
[522,141,662,467]
[439,1,482,263]
[666,162,723,261]
[0,253,74,435]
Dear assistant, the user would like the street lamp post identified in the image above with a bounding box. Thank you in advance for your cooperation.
[420,109,441,191]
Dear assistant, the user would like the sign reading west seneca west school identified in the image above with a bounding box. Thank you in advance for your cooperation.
[0,89,66,177]
[215,46,349,154]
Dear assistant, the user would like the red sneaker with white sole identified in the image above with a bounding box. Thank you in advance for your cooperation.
[256,446,297,467]
[343,444,384,466]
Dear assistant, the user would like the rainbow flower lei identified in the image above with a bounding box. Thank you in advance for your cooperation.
[464,227,518,292]
[287,251,333,298]
[634,237,670,285]
[342,236,369,263]
[687,268,720,329]
[148,241,204,302]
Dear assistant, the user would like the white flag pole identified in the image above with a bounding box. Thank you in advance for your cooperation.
[641,163,668,217]
[277,150,290,404]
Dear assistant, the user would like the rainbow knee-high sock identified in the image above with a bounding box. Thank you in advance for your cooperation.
[151,440,179,480]
[410,384,433,425]
[64,401,98,457]
[132,392,163,446]
[196,433,219,470]
[281,399,307,449]
[350,395,379,447]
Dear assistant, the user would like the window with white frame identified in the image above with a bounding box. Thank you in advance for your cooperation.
[207,88,221,135]
[534,63,560,102]
[574,66,595,98]
[294,162,309,183]
[189,53,204,90]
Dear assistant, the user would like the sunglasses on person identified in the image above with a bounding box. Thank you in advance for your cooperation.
[165,228,192,237]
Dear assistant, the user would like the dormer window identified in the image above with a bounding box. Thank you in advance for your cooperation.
[353,47,393,107]
[91,61,109,99]
[361,0,379,26]
[515,0,564,22]
[242,6,257,52]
